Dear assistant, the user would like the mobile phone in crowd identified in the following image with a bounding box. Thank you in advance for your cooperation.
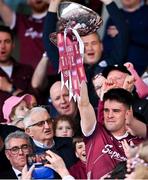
[27,152,54,179]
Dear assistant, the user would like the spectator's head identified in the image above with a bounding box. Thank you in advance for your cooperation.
[49,81,77,118]
[27,0,49,13]
[81,32,103,65]
[121,0,141,11]
[54,115,75,137]
[73,137,86,163]
[5,131,32,171]
[2,94,32,125]
[103,88,133,137]
[103,65,131,88]
[0,25,14,64]
[24,107,54,146]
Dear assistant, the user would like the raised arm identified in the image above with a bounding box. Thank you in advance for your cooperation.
[43,0,62,72]
[125,108,147,138]
[124,62,148,98]
[101,0,129,65]
[78,82,97,136]
[31,52,49,90]
[0,0,15,27]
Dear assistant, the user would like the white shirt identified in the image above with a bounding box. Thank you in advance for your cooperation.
[12,167,22,180]
[33,139,55,149]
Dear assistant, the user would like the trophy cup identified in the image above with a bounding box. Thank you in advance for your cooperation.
[50,1,103,101]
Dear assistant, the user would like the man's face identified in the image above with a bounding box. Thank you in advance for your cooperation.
[121,0,140,9]
[75,141,86,163]
[0,32,14,64]
[5,138,31,171]
[107,70,128,88]
[104,100,129,136]
[26,110,53,144]
[27,0,49,13]
[50,82,77,117]
[81,32,103,65]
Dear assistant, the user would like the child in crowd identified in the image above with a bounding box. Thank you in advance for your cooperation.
[2,94,36,129]
[54,115,75,137]
[69,137,87,179]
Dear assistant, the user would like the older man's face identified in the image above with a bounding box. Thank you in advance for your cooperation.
[50,82,77,117]
[5,138,31,171]
[26,110,54,144]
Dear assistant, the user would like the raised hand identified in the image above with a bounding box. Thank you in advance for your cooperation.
[121,139,137,159]
[21,164,35,180]
[48,0,63,12]
[45,150,71,178]
[123,75,135,92]
[78,81,89,107]
[92,74,106,99]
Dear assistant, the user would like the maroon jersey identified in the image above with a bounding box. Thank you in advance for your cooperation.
[15,14,55,75]
[69,160,87,179]
[85,123,143,179]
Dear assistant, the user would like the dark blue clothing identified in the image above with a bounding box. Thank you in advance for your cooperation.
[43,2,128,111]
[31,137,77,168]
[103,5,148,75]
[0,168,17,179]
[0,124,22,172]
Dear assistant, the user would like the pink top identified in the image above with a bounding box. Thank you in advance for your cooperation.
[125,63,148,98]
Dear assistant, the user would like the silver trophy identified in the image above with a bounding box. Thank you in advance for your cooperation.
[50,1,103,44]
[57,1,103,35]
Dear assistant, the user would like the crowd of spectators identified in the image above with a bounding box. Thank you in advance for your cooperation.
[0,0,148,179]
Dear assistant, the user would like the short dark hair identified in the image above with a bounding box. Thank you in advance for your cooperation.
[103,88,133,109]
[0,25,14,41]
[72,136,84,151]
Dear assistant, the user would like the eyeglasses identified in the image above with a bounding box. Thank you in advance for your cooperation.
[27,118,52,128]
[6,144,30,155]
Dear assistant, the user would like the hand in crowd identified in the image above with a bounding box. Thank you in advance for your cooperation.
[92,74,106,99]
[121,139,138,159]
[107,25,119,38]
[123,75,135,92]
[121,139,139,174]
[125,108,135,136]
[124,62,134,70]
[45,150,71,178]
[49,0,62,12]
[0,76,12,92]
[100,78,117,100]
[21,164,35,180]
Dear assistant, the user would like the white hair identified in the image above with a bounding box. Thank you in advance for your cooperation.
[23,106,49,128]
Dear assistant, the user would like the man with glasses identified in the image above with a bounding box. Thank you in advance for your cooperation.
[0,130,32,179]
[23,106,77,169]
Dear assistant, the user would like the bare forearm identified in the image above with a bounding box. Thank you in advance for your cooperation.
[79,103,97,136]
[0,0,14,27]
[31,53,48,90]
[129,119,147,138]
[48,0,61,12]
